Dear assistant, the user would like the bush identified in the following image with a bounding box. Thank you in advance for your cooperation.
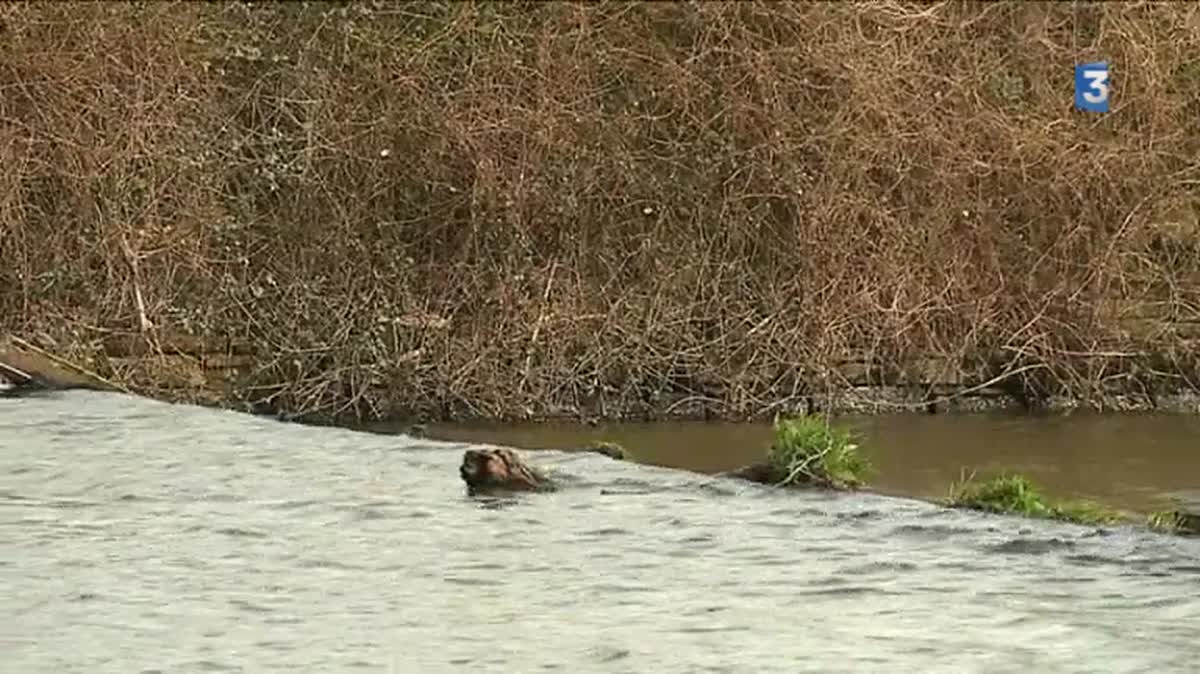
[765,415,872,489]
[946,472,1123,525]
[2,3,1198,421]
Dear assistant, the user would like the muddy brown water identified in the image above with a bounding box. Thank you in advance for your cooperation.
[422,412,1200,514]
[4,391,1199,673]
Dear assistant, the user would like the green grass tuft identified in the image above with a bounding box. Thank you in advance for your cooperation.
[765,415,872,489]
[1148,510,1184,534]
[1147,510,1200,536]
[946,471,1123,526]
[587,441,628,460]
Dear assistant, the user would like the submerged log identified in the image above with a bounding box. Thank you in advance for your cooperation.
[1180,511,1200,535]
[454,447,1200,542]
[566,442,627,461]
[456,443,782,498]
[0,335,122,396]
[717,462,786,486]
[456,447,803,496]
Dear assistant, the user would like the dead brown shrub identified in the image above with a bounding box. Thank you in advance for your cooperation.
[2,1,1198,421]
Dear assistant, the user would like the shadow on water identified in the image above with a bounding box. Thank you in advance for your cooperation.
[373,412,1200,513]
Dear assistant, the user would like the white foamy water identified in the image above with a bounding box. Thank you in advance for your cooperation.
[3,391,1198,673]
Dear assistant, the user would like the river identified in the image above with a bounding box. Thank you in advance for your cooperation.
[4,390,1199,673]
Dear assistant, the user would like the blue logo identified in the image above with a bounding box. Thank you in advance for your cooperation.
[1074,61,1110,113]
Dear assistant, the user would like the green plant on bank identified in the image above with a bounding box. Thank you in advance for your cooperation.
[1147,510,1200,536]
[765,415,872,489]
[587,441,628,461]
[945,472,1124,526]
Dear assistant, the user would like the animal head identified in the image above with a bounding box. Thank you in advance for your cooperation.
[459,447,543,492]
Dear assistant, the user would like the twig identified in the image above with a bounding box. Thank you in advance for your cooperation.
[519,261,558,395]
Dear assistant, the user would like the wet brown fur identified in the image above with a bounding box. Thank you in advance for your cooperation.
[459,447,553,494]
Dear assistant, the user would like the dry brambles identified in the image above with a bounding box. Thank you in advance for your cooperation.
[1,2,1198,422]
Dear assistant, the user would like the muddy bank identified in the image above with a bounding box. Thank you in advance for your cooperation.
[4,331,1199,420]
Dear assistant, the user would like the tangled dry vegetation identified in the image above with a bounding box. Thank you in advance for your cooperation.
[2,2,1199,422]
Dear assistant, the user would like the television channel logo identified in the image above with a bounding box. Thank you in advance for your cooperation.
[1075,61,1110,113]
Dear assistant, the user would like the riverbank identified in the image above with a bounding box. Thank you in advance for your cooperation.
[4,331,1199,422]
[3,3,1199,423]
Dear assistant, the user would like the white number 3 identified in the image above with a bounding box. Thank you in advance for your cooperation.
[1082,68,1109,104]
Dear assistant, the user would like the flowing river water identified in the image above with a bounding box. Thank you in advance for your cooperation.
[3,390,1199,673]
